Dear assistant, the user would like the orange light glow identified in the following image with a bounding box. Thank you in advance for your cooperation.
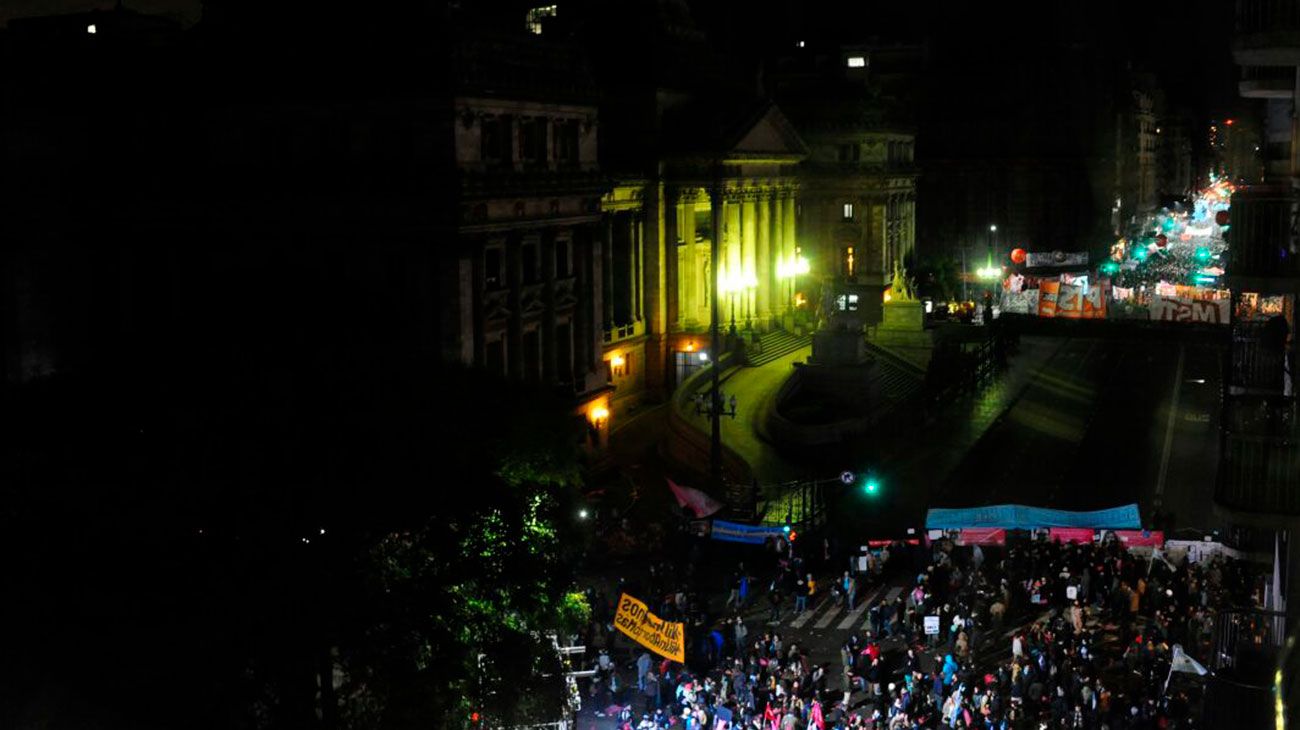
[610,354,625,368]
[589,405,609,426]
[883,291,893,303]
[684,342,695,352]
[1225,119,1234,126]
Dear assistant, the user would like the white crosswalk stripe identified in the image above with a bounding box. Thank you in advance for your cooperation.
[836,585,886,630]
[788,598,828,630]
[814,600,844,629]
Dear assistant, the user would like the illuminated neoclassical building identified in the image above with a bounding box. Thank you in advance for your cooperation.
[533,0,918,423]
[595,100,809,409]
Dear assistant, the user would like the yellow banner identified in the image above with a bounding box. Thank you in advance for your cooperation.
[613,593,685,663]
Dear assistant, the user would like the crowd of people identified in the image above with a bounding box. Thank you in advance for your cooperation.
[575,529,1264,729]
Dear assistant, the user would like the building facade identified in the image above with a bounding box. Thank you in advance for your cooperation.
[1218,0,1300,608]
[441,34,613,442]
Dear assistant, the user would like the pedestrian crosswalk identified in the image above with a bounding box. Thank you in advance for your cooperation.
[788,597,829,630]
[778,584,904,634]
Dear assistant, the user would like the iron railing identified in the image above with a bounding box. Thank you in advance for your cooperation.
[1228,186,1300,278]
[1237,0,1300,35]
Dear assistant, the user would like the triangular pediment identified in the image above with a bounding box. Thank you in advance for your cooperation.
[727,104,809,159]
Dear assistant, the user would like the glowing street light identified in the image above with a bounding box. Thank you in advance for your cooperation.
[718,270,758,334]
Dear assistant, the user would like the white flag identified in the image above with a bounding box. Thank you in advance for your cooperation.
[1169,644,1208,676]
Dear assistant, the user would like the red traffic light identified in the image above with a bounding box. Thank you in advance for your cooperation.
[470,712,481,725]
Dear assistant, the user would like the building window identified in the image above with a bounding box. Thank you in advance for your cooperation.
[526,5,557,35]
[522,242,538,283]
[555,119,579,166]
[837,143,860,162]
[555,240,571,278]
[485,247,503,288]
[835,294,860,312]
[841,246,855,277]
[846,56,866,68]
[842,203,854,221]
[520,118,546,165]
[481,116,511,165]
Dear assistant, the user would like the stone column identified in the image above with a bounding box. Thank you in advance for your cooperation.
[769,190,780,313]
[664,188,680,333]
[633,212,644,323]
[680,192,698,329]
[726,195,742,327]
[585,227,604,373]
[782,192,797,284]
[603,215,614,329]
[641,184,668,395]
[742,194,757,326]
[756,191,772,326]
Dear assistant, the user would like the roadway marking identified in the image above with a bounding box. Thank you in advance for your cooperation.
[814,600,845,629]
[1154,344,1185,507]
[836,585,886,630]
[789,597,829,630]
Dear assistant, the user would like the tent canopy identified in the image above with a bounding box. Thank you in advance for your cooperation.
[925,504,1141,530]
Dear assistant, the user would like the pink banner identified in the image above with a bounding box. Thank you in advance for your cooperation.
[958,528,1006,546]
[666,478,723,518]
[1113,530,1164,548]
[1049,528,1095,544]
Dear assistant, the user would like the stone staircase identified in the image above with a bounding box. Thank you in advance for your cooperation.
[876,358,924,401]
[745,330,811,367]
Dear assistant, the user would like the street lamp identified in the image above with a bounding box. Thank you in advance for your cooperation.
[777,253,810,317]
[718,270,758,335]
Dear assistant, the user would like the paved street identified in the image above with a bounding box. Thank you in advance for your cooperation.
[934,333,1223,531]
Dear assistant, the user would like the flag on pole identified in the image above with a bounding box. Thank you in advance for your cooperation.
[1149,547,1177,574]
[1169,644,1209,675]
[667,478,724,519]
[1163,643,1209,695]
[1272,531,1287,645]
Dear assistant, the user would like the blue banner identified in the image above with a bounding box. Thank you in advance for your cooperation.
[710,520,788,545]
[925,504,1141,530]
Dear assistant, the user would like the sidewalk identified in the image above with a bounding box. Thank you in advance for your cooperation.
[680,346,812,485]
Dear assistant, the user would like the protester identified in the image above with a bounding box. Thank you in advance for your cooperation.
[576,529,1258,729]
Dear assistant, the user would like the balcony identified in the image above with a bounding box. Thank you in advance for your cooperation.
[1227,185,1300,281]
[1218,396,1300,515]
[1230,320,1292,395]
[1241,65,1297,98]
[603,320,644,344]
[1235,0,1300,66]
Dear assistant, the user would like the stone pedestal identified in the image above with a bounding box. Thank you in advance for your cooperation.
[810,329,867,366]
[880,300,925,331]
[869,300,934,370]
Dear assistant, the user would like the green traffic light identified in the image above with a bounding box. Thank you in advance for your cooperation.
[864,479,879,495]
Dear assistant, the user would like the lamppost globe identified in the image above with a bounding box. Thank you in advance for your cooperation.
[578,508,589,520]
[989,224,997,232]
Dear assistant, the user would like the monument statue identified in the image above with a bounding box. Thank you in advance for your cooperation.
[889,262,916,302]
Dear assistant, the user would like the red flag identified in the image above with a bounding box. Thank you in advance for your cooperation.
[666,478,724,518]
